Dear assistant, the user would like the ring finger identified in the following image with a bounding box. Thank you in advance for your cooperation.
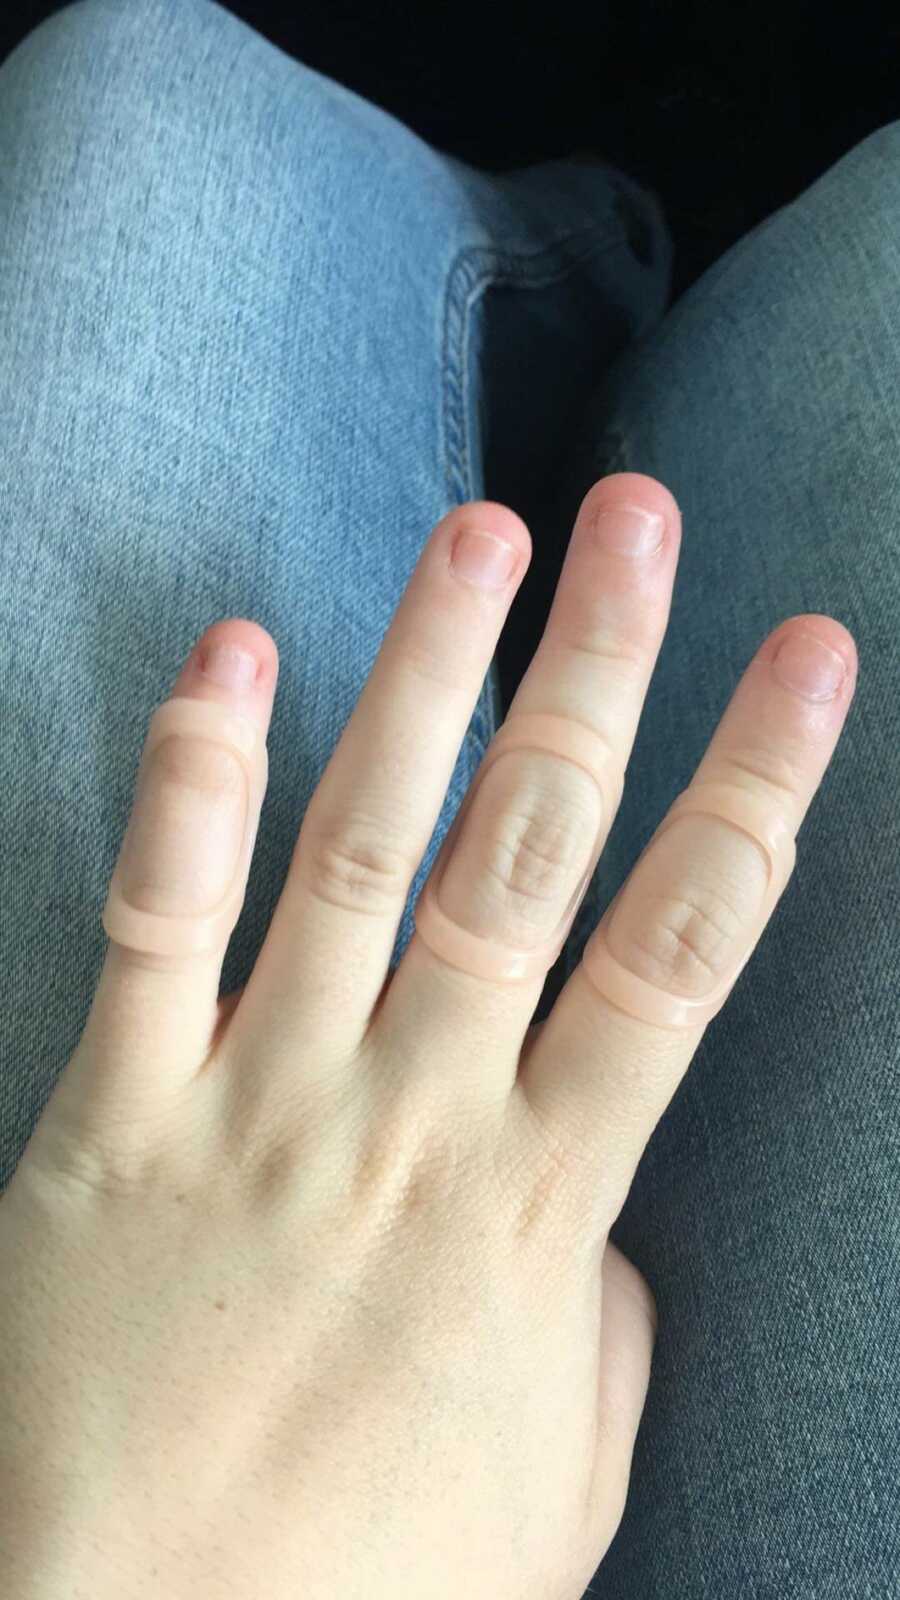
[377,472,682,1093]
[519,609,857,1223]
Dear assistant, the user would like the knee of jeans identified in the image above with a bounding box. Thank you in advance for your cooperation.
[669,114,900,381]
[6,0,243,85]
[830,116,900,190]
[796,116,900,247]
[1,0,393,195]
[737,117,900,377]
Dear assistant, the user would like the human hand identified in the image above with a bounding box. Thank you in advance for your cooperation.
[0,473,856,1598]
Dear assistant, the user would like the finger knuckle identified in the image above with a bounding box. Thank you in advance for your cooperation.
[555,615,653,671]
[512,1139,575,1239]
[22,1100,174,1201]
[150,734,245,797]
[497,1108,583,1242]
[621,884,743,997]
[393,631,463,694]
[714,746,804,807]
[488,793,594,928]
[302,813,413,915]
[492,805,579,902]
[120,735,248,914]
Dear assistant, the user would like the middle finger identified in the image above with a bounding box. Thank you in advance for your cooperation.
[379,472,682,1095]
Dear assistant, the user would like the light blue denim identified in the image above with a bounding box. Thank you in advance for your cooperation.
[0,2,897,1595]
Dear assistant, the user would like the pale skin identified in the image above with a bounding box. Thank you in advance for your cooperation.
[0,471,856,1598]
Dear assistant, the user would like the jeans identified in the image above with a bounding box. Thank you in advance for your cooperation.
[0,2,897,1594]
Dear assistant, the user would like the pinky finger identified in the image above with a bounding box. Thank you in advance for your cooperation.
[66,620,277,1129]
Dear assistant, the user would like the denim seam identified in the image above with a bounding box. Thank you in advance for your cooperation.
[442,222,630,508]
[442,222,629,755]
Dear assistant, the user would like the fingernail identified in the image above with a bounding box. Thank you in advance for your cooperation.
[772,630,846,702]
[593,502,665,557]
[450,528,519,590]
[200,642,259,691]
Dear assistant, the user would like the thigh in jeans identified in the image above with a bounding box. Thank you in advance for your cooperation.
[550,124,900,1599]
[0,0,671,1199]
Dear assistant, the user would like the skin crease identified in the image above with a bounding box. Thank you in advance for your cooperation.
[0,472,856,1599]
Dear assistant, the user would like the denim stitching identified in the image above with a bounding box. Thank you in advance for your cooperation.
[442,221,630,755]
[442,222,630,509]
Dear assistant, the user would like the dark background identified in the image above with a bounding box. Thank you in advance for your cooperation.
[3,1,899,301]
